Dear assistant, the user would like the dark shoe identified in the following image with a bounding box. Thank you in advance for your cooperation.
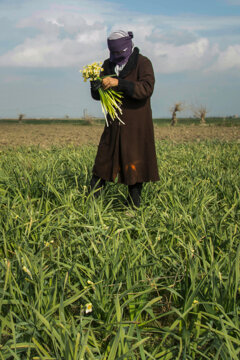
[128,183,142,208]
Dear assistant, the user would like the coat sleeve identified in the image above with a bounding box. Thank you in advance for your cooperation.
[117,57,155,100]
[91,88,100,100]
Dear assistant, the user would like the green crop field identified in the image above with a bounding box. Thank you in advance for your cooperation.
[0,141,239,359]
[0,117,240,127]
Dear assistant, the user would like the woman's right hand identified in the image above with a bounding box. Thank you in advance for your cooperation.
[102,77,119,90]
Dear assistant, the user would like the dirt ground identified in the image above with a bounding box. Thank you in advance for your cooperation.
[0,124,240,148]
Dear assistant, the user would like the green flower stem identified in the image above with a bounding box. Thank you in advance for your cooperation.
[98,87,124,126]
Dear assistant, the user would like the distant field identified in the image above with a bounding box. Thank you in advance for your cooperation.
[0,117,240,126]
[0,122,240,148]
[153,117,240,127]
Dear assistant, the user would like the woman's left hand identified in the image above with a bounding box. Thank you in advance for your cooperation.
[102,77,119,90]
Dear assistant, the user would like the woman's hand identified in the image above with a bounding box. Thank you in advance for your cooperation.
[102,77,119,90]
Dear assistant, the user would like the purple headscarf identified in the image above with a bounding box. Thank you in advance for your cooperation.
[107,30,134,65]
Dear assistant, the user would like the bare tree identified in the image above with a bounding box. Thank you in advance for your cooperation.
[18,114,25,124]
[82,108,95,125]
[193,105,208,125]
[170,102,184,126]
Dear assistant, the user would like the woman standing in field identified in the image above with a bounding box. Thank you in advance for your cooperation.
[90,30,159,207]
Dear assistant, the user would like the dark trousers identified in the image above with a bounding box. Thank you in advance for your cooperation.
[90,174,142,208]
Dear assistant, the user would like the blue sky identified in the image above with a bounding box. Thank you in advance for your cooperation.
[0,0,240,118]
[109,0,240,16]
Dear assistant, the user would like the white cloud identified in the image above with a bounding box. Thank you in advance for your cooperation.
[0,21,217,73]
[138,14,240,33]
[0,0,239,74]
[208,44,240,71]
[148,38,218,74]
[0,9,108,68]
[146,29,198,46]
[110,21,218,73]
[0,33,107,68]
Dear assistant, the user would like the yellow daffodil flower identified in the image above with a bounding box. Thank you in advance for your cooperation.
[85,303,93,314]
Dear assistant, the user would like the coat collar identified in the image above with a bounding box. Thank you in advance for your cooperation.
[104,47,139,79]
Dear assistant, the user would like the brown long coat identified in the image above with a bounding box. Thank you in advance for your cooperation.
[91,48,159,185]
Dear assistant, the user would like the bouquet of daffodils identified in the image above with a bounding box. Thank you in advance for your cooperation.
[80,62,124,126]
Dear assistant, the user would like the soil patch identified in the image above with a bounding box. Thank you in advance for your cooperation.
[0,124,239,148]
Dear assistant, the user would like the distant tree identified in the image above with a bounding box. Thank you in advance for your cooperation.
[170,102,184,126]
[18,114,25,124]
[193,106,208,125]
[83,108,94,125]
[83,109,88,119]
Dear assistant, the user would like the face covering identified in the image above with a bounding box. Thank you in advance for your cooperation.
[107,31,134,66]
